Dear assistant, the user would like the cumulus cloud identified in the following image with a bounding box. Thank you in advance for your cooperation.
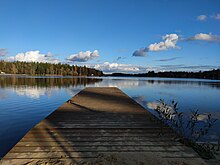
[93,62,142,73]
[197,15,207,21]
[187,33,220,42]
[92,62,165,73]
[66,50,99,62]
[6,50,60,63]
[148,34,179,51]
[0,48,8,56]
[88,62,219,74]
[133,34,179,57]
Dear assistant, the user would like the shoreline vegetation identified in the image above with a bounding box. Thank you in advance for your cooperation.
[0,61,104,77]
[154,99,218,159]
[0,61,220,80]
[105,69,220,80]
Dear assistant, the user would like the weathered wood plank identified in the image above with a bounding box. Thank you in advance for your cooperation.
[4,151,200,159]
[22,133,176,139]
[15,141,183,147]
[9,146,190,153]
[19,137,177,143]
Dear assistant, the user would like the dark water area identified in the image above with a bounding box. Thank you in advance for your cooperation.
[0,75,220,157]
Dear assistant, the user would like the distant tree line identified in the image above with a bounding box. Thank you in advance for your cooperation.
[0,61,103,76]
[107,69,220,80]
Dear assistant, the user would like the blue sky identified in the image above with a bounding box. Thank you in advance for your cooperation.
[0,0,220,73]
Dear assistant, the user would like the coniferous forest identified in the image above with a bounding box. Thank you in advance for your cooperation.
[0,61,103,76]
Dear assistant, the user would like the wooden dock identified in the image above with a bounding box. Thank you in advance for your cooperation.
[1,87,207,165]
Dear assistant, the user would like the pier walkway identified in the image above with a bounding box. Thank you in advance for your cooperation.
[1,87,207,164]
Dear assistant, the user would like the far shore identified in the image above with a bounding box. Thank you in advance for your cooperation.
[1,71,220,81]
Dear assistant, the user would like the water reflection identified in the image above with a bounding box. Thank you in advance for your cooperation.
[132,96,220,142]
[0,76,220,157]
[14,86,59,99]
[1,76,220,89]
[14,86,85,99]
[96,77,220,89]
[0,77,103,99]
[65,88,83,97]
[0,76,103,88]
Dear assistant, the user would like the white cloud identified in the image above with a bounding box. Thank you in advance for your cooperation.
[86,61,166,74]
[197,15,207,21]
[0,48,8,56]
[133,34,179,57]
[88,62,218,74]
[194,33,212,40]
[197,13,220,21]
[93,62,142,73]
[188,33,220,42]
[67,50,99,62]
[148,34,179,51]
[6,50,60,63]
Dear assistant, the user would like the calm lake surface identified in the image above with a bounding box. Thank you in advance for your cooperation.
[0,76,220,157]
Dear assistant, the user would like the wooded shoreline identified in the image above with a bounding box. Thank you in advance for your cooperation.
[0,61,103,76]
[105,69,220,80]
[0,61,219,80]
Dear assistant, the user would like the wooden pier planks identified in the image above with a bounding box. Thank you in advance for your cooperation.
[0,87,207,165]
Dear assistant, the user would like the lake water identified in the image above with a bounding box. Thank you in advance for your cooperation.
[0,76,220,157]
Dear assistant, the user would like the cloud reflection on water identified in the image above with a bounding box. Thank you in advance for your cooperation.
[14,86,59,99]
